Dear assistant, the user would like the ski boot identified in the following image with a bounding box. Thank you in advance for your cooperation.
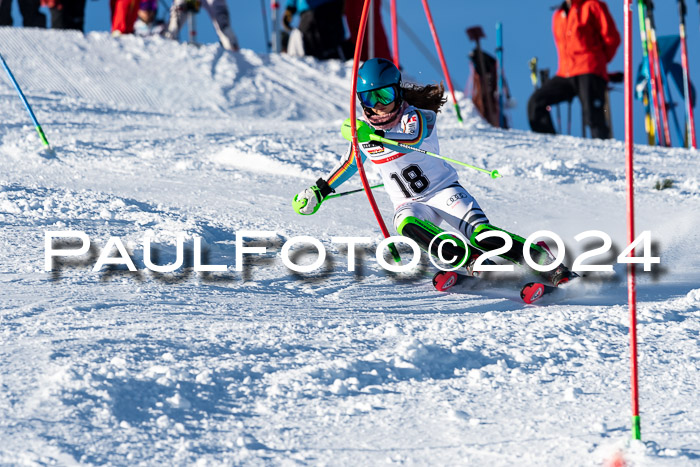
[465,250,496,277]
[542,264,578,287]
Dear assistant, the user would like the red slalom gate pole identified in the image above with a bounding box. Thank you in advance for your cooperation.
[624,0,641,441]
[678,0,697,148]
[390,0,399,68]
[419,0,463,123]
[350,0,400,262]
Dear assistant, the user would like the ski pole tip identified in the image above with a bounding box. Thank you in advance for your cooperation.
[490,169,501,179]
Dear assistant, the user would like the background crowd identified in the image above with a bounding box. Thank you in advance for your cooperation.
[1,0,653,143]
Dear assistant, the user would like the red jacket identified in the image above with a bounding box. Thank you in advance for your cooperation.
[552,0,620,80]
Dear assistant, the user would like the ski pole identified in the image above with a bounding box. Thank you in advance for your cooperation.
[0,53,52,151]
[325,184,384,200]
[260,0,271,53]
[271,0,280,53]
[368,133,501,179]
[496,22,505,128]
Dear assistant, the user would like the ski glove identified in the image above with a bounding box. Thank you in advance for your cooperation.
[292,178,334,215]
[341,118,383,143]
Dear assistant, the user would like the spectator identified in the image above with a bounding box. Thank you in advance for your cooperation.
[164,0,239,52]
[282,0,345,60]
[111,0,139,35]
[134,0,164,36]
[344,0,391,61]
[528,0,620,139]
[0,0,46,27]
[41,0,86,31]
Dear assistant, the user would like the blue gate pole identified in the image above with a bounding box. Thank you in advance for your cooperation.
[1,53,52,150]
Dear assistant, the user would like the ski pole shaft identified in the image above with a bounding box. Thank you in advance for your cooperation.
[0,53,51,150]
[369,134,501,179]
[496,22,505,128]
[325,184,384,199]
[271,0,280,53]
[260,0,271,53]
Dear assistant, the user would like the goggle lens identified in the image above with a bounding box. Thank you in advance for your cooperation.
[358,86,398,108]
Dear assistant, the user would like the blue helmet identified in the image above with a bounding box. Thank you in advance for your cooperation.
[356,58,401,93]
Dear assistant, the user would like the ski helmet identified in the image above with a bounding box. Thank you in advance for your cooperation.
[356,58,403,109]
[357,58,401,93]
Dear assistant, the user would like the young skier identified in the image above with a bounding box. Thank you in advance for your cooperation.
[292,58,576,294]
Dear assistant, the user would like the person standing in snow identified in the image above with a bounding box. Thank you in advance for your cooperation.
[292,58,577,290]
[110,0,139,36]
[41,0,86,31]
[528,0,620,139]
[0,0,46,28]
[282,0,345,60]
[134,0,164,36]
[164,0,239,52]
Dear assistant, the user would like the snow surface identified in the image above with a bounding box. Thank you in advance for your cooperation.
[1,28,699,466]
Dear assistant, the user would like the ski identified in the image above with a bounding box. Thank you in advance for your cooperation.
[432,271,563,305]
[677,0,697,148]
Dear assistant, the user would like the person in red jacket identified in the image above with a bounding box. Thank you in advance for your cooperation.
[111,0,140,35]
[528,0,620,138]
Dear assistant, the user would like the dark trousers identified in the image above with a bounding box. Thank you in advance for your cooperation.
[528,74,611,139]
[49,0,86,31]
[0,0,46,27]
[299,0,345,60]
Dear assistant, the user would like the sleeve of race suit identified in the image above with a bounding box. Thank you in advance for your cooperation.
[592,0,621,63]
[324,142,365,192]
[380,108,435,149]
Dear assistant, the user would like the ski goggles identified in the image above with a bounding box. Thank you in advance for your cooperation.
[357,85,398,108]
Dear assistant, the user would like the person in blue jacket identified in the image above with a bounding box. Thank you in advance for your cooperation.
[283,0,345,60]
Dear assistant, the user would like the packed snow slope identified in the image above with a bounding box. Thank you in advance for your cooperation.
[1,28,699,466]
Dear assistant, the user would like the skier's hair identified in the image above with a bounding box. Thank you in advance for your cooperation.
[401,82,447,113]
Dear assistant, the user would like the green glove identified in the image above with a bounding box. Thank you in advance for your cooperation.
[341,118,375,143]
[293,185,323,215]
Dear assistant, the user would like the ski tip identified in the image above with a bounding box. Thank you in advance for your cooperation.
[520,282,546,304]
[433,270,459,292]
